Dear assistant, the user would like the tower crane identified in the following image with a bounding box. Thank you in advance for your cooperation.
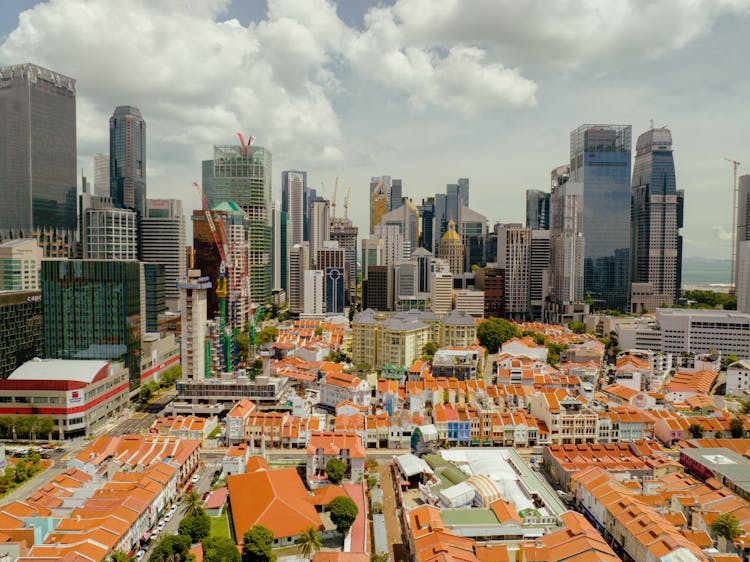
[344,186,351,219]
[331,177,339,219]
[725,157,741,289]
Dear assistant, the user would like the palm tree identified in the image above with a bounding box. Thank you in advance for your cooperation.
[295,526,323,558]
[108,551,133,562]
[182,489,203,518]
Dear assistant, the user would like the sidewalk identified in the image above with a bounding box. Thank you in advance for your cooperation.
[0,463,67,505]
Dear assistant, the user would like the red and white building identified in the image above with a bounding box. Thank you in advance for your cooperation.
[0,358,129,438]
[318,372,371,412]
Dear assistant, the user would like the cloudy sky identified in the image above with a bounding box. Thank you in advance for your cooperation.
[2,0,749,259]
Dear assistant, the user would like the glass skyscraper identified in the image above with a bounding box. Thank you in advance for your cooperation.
[525,190,550,230]
[570,124,632,311]
[42,260,144,388]
[109,106,147,216]
[630,127,683,312]
[202,145,273,305]
[0,63,77,255]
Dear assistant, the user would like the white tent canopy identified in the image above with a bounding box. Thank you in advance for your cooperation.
[439,481,475,508]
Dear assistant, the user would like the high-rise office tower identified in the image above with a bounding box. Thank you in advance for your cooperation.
[498,224,531,319]
[304,185,317,243]
[330,216,358,304]
[192,203,252,329]
[529,230,550,320]
[373,224,407,266]
[202,144,272,305]
[361,238,384,282]
[394,261,418,301]
[551,165,570,189]
[282,171,307,247]
[447,178,470,219]
[179,270,211,381]
[0,63,77,256]
[93,153,110,195]
[304,270,325,315]
[430,259,453,315]
[413,247,433,293]
[458,205,487,271]
[363,265,391,311]
[571,124,632,311]
[370,177,389,234]
[82,207,138,260]
[109,106,146,217]
[142,198,186,311]
[0,239,42,291]
[379,199,421,255]
[629,127,683,313]
[550,177,584,304]
[390,179,403,211]
[0,290,42,380]
[439,220,464,276]
[310,199,330,268]
[325,268,345,314]
[271,200,282,290]
[289,242,309,315]
[418,198,435,252]
[735,175,750,312]
[526,190,550,230]
[42,259,146,387]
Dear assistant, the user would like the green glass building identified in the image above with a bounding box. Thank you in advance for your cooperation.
[42,260,144,388]
[202,145,272,305]
[0,291,42,379]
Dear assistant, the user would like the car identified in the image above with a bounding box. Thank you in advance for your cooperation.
[170,504,178,513]
[164,514,172,522]
[190,474,200,484]
[135,550,145,560]
[157,521,165,530]
[55,447,65,453]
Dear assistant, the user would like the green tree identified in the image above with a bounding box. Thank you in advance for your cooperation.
[325,457,347,484]
[532,333,547,346]
[14,459,28,483]
[568,321,586,334]
[148,534,192,562]
[237,331,250,365]
[182,490,203,518]
[314,326,324,337]
[371,554,389,562]
[38,417,54,441]
[295,526,322,558]
[422,342,438,360]
[712,512,742,540]
[242,525,276,562]
[730,417,745,438]
[722,353,739,368]
[203,536,241,562]
[140,383,155,403]
[329,495,358,535]
[257,326,280,346]
[546,342,567,367]
[477,317,520,354]
[109,550,134,562]
[688,423,705,439]
[178,511,210,542]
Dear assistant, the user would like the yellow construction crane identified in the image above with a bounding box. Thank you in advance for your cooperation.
[725,157,742,288]
[344,186,351,218]
[331,177,339,219]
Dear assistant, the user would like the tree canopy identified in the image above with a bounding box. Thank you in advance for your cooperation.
[477,317,520,353]
[178,511,210,542]
[688,423,705,439]
[730,417,745,439]
[712,512,742,540]
[325,457,347,485]
[329,495,358,535]
[203,536,241,562]
[242,525,276,562]
[256,326,279,346]
[148,534,192,562]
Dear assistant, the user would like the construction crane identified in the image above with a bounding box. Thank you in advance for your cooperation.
[331,177,339,219]
[725,157,741,289]
[194,182,232,374]
[344,186,351,219]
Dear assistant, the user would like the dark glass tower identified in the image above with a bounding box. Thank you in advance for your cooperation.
[0,63,77,254]
[525,190,550,230]
[110,106,147,216]
[630,127,683,312]
[570,124,632,311]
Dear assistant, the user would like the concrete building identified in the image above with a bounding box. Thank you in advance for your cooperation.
[81,207,138,260]
[373,224,407,266]
[0,359,129,438]
[549,179,584,304]
[526,189,550,230]
[737,174,750,313]
[379,198,420,256]
[141,198,185,311]
[318,372,372,411]
[363,265,391,311]
[454,289,484,318]
[497,224,531,319]
[431,259,453,315]
[178,270,211,381]
[476,264,504,318]
[93,152,109,195]
[329,216,358,304]
[304,270,325,315]
[310,199,330,268]
[282,170,306,248]
[370,176,390,234]
[306,431,366,485]
[529,229,550,320]
[0,238,42,291]
[289,242,309,314]
[361,237,383,281]
[439,219,464,276]
[630,127,683,313]
[725,360,750,396]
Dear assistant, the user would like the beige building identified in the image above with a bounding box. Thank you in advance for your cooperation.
[0,238,42,291]
[439,219,464,275]
[529,389,598,445]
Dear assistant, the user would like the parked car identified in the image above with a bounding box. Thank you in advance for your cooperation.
[191,473,200,484]
[135,550,145,560]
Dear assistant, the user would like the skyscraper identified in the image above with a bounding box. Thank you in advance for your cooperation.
[735,175,750,312]
[529,230,550,320]
[93,153,110,195]
[310,199,330,268]
[304,270,325,315]
[498,224,531,319]
[202,145,272,305]
[282,171,306,247]
[329,216,358,304]
[109,106,147,217]
[271,200,282,290]
[141,198,186,311]
[571,124,632,311]
[439,220,464,276]
[179,270,211,381]
[370,178,389,234]
[0,63,77,256]
[526,190,550,230]
[629,127,683,313]
[550,179,584,304]
[289,242,309,315]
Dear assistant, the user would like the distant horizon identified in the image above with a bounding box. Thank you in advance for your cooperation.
[681,256,732,287]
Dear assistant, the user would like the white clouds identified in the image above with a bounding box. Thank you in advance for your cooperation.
[713,225,734,241]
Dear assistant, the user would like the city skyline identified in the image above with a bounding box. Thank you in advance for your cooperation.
[1,1,749,262]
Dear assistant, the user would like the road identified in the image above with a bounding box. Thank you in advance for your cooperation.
[105,390,176,437]
[378,463,409,562]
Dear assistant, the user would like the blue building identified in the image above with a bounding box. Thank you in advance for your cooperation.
[570,124,632,311]
[325,267,345,314]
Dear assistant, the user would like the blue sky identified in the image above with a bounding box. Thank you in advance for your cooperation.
[2,0,750,260]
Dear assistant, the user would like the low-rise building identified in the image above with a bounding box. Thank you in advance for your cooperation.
[318,371,371,412]
[528,390,598,445]
[223,443,250,477]
[226,398,257,445]
[306,431,366,486]
[725,360,750,396]
[0,358,129,439]
[150,415,218,444]
[431,348,480,381]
